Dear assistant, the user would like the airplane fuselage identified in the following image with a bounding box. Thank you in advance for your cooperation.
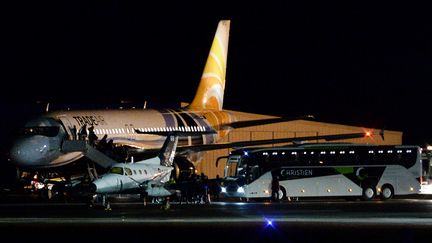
[91,158,174,195]
[10,108,235,168]
[52,108,233,148]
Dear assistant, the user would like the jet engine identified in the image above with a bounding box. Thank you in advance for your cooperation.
[171,157,196,182]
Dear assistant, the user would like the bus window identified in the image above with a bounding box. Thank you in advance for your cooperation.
[259,150,298,169]
[318,150,359,165]
[247,165,260,183]
[400,149,418,168]
[333,150,359,165]
[318,151,333,165]
[298,151,319,165]
[374,150,397,164]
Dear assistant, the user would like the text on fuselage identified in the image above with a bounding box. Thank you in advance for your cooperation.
[73,116,107,126]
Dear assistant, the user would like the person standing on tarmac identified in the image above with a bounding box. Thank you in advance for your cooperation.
[271,174,280,202]
[211,175,222,201]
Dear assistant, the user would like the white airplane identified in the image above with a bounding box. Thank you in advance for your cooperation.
[9,20,377,180]
[90,134,179,198]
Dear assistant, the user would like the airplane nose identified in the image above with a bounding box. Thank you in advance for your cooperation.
[92,179,108,194]
[10,137,50,167]
[92,175,121,194]
[89,183,97,193]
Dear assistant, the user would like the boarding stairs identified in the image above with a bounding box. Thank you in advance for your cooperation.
[61,140,118,169]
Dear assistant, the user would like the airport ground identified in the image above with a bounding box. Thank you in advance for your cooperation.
[1,192,432,243]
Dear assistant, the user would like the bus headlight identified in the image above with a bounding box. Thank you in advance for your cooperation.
[221,187,227,193]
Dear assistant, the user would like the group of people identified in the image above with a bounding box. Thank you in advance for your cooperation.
[170,173,222,204]
[70,124,98,146]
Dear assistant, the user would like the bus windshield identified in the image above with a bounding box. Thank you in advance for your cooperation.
[225,156,240,177]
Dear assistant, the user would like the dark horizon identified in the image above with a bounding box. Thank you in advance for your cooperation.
[2,1,432,147]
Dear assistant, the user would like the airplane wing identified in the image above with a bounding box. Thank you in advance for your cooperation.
[219,115,315,129]
[175,130,382,154]
[130,130,383,156]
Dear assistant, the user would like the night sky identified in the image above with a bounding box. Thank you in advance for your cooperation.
[2,1,432,149]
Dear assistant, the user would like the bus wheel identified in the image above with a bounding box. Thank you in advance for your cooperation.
[362,185,376,201]
[380,184,394,200]
[279,186,287,201]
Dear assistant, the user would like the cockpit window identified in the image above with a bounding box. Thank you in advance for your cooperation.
[20,126,60,137]
[109,167,124,175]
[124,168,133,176]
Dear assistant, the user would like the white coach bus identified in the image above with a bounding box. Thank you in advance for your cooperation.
[219,144,422,201]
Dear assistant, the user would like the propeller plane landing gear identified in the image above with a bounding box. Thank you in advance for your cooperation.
[102,194,111,211]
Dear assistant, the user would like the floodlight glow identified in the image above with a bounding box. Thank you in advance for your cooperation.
[267,219,273,226]
[264,218,276,228]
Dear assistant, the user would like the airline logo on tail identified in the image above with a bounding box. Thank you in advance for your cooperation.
[189,20,230,111]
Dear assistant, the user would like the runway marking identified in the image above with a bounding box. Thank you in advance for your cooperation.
[1,217,432,226]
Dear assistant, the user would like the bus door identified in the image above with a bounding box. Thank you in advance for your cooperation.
[421,151,432,185]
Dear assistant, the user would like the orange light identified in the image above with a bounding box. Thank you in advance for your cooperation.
[362,128,376,142]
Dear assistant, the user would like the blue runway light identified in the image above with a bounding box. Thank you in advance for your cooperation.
[264,218,276,228]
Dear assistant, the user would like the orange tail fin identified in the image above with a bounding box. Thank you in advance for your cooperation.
[188,20,230,111]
